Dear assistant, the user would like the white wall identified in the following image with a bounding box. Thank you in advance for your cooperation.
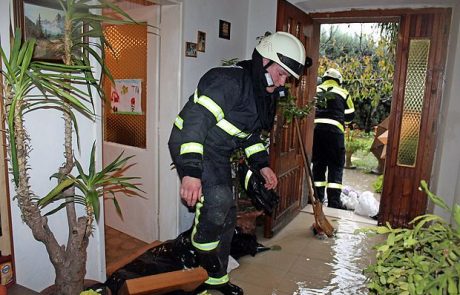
[432,2,460,221]
[158,3,183,241]
[178,0,250,231]
[0,0,104,290]
[245,0,277,58]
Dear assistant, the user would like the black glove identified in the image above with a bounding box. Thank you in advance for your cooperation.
[238,162,279,215]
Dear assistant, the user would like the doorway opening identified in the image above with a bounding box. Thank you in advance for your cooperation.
[317,22,399,217]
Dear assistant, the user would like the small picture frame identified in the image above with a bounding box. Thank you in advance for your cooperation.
[197,31,206,52]
[219,20,231,40]
[185,42,197,57]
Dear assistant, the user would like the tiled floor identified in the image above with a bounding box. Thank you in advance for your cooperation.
[9,207,379,295]
[229,208,380,295]
[103,206,380,295]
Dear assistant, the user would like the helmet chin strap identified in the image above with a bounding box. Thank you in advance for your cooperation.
[263,60,275,87]
[265,73,274,87]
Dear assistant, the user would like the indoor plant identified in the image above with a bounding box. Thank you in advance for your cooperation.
[359,180,460,295]
[0,1,139,294]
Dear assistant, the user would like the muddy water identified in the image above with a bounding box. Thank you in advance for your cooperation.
[291,219,377,295]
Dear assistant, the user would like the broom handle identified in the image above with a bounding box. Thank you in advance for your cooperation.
[294,118,320,203]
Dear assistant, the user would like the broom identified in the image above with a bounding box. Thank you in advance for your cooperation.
[294,118,335,237]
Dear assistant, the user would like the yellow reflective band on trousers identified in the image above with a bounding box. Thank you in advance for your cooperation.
[205,274,229,285]
[244,170,253,190]
[180,142,203,155]
[314,118,344,133]
[174,115,183,130]
[194,89,224,122]
[314,181,327,187]
[216,119,250,138]
[244,143,265,158]
[327,183,343,189]
[191,196,219,251]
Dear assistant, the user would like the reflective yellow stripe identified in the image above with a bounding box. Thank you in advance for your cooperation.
[330,87,348,98]
[205,274,229,285]
[216,119,250,138]
[314,118,344,133]
[244,170,253,190]
[192,196,220,251]
[194,89,224,122]
[180,142,203,155]
[327,183,343,189]
[174,115,183,130]
[314,181,327,187]
[345,108,355,114]
[244,143,265,158]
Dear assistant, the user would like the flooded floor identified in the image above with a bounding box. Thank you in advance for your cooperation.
[230,208,380,295]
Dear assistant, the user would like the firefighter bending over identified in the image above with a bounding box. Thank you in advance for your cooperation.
[168,32,307,295]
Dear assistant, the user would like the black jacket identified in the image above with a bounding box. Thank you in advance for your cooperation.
[314,79,355,133]
[168,53,278,187]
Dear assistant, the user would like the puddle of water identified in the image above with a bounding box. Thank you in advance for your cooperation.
[290,219,374,295]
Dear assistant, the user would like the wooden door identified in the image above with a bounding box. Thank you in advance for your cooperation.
[379,9,451,227]
[264,0,319,237]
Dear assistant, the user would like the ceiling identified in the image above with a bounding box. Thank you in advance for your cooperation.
[288,0,458,13]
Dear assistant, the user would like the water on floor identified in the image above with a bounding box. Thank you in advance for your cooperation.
[230,209,379,295]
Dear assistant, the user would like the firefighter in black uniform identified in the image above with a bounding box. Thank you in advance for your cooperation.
[312,68,355,209]
[168,32,307,295]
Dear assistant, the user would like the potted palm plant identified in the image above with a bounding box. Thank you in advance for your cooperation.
[0,1,140,294]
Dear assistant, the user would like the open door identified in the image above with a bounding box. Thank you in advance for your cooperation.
[379,9,452,227]
[295,7,452,228]
[264,0,319,237]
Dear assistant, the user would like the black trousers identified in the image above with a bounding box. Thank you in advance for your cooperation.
[312,127,345,209]
[192,184,236,283]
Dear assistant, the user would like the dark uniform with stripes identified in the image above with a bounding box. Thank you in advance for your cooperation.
[312,79,355,209]
[168,53,277,287]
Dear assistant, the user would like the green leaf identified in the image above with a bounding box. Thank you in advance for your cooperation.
[38,178,75,207]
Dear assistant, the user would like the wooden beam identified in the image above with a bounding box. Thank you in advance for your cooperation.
[119,267,208,295]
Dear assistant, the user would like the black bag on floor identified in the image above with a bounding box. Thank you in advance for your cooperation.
[105,228,198,294]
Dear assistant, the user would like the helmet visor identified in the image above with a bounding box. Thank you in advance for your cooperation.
[277,53,304,77]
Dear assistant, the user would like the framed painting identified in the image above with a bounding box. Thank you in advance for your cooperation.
[197,31,206,52]
[14,0,85,62]
[219,20,231,40]
[185,42,197,57]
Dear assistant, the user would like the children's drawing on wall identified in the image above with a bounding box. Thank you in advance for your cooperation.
[110,79,142,114]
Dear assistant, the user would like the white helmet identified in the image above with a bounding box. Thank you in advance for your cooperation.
[323,68,343,84]
[256,32,306,79]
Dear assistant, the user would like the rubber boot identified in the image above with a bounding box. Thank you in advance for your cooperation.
[195,282,244,295]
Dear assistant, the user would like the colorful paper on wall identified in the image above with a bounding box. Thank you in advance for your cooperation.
[110,79,142,114]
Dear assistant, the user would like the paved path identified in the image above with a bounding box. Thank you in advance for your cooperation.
[342,167,381,201]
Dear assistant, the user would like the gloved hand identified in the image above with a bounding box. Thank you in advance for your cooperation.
[238,162,280,215]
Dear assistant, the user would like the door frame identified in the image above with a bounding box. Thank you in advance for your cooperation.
[307,8,451,225]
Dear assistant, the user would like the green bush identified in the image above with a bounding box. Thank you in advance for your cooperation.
[358,181,460,295]
[373,175,384,193]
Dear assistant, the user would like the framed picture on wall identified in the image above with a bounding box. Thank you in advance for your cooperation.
[14,0,87,62]
[185,42,197,57]
[197,31,206,52]
[219,20,231,40]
